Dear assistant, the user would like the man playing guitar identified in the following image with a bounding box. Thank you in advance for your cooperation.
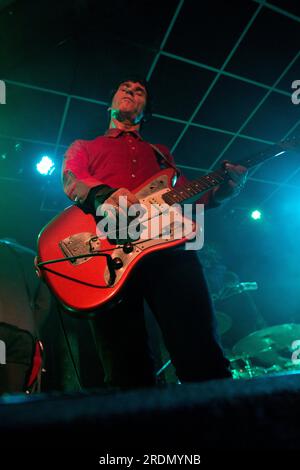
[61,76,247,389]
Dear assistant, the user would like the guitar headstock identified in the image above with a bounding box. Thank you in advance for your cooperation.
[278,136,300,152]
[235,136,300,170]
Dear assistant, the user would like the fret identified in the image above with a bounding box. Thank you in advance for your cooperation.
[203,176,216,186]
[163,193,173,205]
[165,192,182,203]
[197,180,210,190]
[176,187,193,199]
[188,183,201,192]
[191,182,202,190]
[184,185,198,195]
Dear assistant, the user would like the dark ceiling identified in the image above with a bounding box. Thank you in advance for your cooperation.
[0,0,299,246]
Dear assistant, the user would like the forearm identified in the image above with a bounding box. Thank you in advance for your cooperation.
[62,140,116,209]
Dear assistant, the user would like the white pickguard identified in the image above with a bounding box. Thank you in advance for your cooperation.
[103,179,198,285]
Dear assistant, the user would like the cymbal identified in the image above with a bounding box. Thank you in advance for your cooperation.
[232,323,300,368]
[0,239,36,256]
[216,311,232,335]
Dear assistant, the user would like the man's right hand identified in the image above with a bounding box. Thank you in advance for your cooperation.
[100,187,140,220]
[96,187,144,242]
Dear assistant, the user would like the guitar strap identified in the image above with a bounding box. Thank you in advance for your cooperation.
[150,143,181,187]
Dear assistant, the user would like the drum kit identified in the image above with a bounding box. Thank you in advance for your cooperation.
[157,317,300,381]
[224,323,300,379]
[214,281,300,379]
[156,276,300,382]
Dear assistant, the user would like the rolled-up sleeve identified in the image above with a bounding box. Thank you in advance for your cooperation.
[62,140,104,204]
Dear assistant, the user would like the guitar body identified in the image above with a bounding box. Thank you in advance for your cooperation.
[37,169,198,314]
[37,136,296,315]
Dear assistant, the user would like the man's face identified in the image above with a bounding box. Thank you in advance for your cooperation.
[111,81,147,123]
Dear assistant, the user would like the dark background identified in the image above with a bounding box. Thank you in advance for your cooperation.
[0,0,299,358]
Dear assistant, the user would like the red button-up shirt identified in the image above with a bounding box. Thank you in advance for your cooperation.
[62,128,215,207]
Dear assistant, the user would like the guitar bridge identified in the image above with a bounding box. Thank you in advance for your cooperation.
[59,232,101,265]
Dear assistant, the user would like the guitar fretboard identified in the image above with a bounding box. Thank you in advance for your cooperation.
[162,139,296,205]
[162,169,226,205]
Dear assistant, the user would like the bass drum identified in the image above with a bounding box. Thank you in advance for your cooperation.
[228,355,267,380]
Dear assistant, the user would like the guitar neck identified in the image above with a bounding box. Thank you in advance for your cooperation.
[162,140,296,206]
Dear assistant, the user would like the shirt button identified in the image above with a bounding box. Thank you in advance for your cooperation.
[131,174,136,178]
[131,146,136,150]
[128,139,133,143]
[132,159,136,163]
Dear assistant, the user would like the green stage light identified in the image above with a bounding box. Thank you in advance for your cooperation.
[36,156,55,176]
[251,209,262,220]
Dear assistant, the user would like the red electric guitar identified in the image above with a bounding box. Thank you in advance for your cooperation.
[36,139,297,314]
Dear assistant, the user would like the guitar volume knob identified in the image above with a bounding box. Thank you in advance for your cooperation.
[123,242,133,254]
[112,257,123,269]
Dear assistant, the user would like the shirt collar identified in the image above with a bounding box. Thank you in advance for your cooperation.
[105,128,143,141]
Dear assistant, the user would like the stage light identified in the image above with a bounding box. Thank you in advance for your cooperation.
[251,209,262,220]
[36,156,55,175]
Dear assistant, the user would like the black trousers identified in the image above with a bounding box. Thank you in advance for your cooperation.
[92,249,231,388]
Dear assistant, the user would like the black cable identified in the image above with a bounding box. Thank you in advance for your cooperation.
[36,236,172,268]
